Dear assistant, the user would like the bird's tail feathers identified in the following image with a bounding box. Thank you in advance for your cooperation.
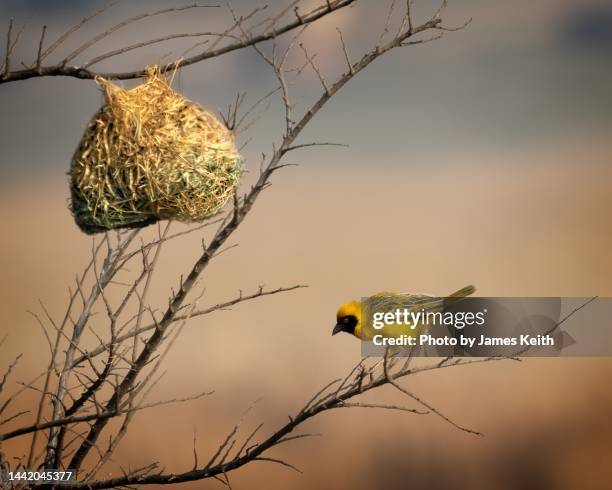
[444,285,476,308]
[449,285,476,298]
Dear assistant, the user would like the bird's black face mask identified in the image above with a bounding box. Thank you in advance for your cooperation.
[332,315,358,336]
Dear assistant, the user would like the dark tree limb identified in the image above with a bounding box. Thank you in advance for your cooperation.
[0,0,357,84]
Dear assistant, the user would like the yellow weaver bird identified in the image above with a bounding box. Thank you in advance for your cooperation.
[332,285,476,340]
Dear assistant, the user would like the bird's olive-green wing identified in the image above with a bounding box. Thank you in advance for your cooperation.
[368,292,446,312]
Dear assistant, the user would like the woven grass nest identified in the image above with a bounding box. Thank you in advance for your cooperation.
[70,66,242,234]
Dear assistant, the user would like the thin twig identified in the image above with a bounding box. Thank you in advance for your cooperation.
[1,0,358,84]
[61,4,219,66]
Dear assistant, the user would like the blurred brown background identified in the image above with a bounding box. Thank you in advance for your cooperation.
[1,1,612,489]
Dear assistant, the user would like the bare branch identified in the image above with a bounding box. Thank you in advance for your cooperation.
[383,354,481,436]
[61,4,219,66]
[253,456,302,474]
[0,354,22,395]
[0,410,30,427]
[337,27,353,73]
[55,353,482,488]
[70,285,306,368]
[0,390,212,442]
[1,18,13,77]
[299,42,330,94]
[285,142,348,152]
[0,0,358,84]
[39,0,122,62]
[83,32,216,69]
[0,373,45,418]
[35,25,47,72]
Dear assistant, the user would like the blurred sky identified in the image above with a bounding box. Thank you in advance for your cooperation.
[1,2,612,489]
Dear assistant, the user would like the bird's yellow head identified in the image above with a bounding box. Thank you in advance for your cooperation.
[333,300,362,338]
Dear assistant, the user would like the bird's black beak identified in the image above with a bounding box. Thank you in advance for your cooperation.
[332,323,345,336]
